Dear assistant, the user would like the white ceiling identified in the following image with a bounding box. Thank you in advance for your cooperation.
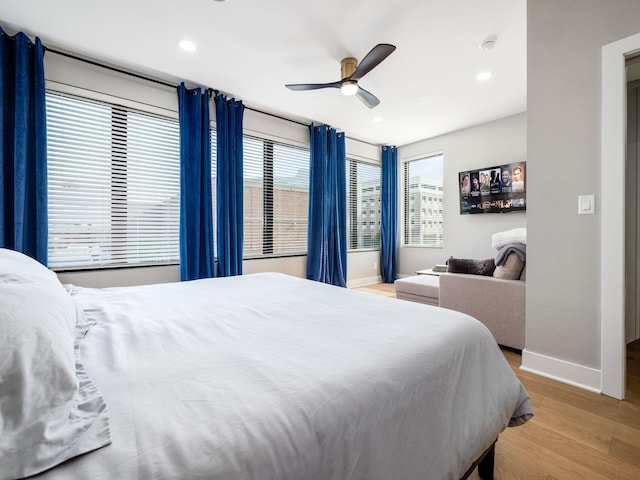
[0,0,526,147]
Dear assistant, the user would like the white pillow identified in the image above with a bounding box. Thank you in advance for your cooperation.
[0,249,110,479]
[0,247,58,283]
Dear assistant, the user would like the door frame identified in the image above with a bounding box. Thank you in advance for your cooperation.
[602,32,640,399]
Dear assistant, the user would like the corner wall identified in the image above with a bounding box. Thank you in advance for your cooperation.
[526,0,640,392]
[397,113,526,276]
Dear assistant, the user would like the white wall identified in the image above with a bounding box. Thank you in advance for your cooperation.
[397,113,526,276]
[45,52,383,288]
[525,0,640,392]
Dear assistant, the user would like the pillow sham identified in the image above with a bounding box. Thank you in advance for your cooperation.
[0,247,58,283]
[447,257,496,276]
[0,249,110,479]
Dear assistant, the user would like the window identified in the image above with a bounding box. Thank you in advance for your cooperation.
[47,91,180,269]
[243,135,309,258]
[347,159,381,250]
[403,154,444,247]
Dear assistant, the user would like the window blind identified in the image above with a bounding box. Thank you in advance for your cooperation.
[346,159,381,250]
[243,135,309,258]
[403,154,444,247]
[46,91,180,269]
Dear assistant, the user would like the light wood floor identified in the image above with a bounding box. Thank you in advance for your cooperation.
[353,282,640,480]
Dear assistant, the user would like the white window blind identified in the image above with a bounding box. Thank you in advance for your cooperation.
[46,91,180,269]
[403,154,444,247]
[346,159,382,250]
[243,135,309,258]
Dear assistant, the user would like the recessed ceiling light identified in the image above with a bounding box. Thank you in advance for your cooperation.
[179,39,197,52]
[372,116,382,123]
[480,38,497,51]
[476,71,493,82]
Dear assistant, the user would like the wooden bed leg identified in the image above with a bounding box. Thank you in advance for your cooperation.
[477,443,495,480]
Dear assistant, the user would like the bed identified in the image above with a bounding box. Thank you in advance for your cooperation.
[0,248,532,480]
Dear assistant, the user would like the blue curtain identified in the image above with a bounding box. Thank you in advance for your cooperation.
[0,29,47,264]
[380,145,398,283]
[215,94,244,277]
[307,124,347,287]
[178,83,215,281]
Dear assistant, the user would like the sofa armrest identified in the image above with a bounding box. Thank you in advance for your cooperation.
[438,272,525,350]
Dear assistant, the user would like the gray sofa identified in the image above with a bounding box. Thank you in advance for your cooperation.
[438,272,525,350]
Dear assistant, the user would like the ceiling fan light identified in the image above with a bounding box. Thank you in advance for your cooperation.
[341,81,359,96]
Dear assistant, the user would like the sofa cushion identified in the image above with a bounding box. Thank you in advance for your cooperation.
[447,258,495,276]
[438,273,525,350]
[493,252,525,280]
[394,275,440,299]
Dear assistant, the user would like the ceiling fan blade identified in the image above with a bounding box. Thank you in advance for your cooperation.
[349,44,396,81]
[356,86,380,109]
[285,81,341,91]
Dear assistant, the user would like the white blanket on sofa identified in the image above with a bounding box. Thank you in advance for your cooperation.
[492,227,527,249]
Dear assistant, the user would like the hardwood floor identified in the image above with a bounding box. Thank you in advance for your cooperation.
[352,282,396,298]
[353,283,640,480]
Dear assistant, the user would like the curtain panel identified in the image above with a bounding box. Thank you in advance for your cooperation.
[178,83,215,281]
[307,124,347,287]
[380,145,398,283]
[215,95,244,277]
[0,29,47,264]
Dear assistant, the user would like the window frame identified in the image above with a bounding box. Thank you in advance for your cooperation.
[46,87,181,271]
[346,157,382,252]
[401,152,444,248]
[242,133,310,260]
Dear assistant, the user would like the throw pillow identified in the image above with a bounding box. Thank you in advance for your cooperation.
[493,252,525,280]
[447,257,496,276]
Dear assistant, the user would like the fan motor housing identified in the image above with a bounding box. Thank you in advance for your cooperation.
[341,57,357,80]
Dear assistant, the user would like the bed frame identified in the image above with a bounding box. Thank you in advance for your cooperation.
[460,439,496,480]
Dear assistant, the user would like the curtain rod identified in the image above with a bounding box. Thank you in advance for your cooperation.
[44,46,379,147]
[45,47,177,89]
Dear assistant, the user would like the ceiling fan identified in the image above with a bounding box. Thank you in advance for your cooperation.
[285,43,396,109]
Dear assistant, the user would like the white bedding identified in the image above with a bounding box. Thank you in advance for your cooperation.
[31,272,532,480]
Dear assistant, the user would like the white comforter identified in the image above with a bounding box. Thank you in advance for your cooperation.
[33,273,531,480]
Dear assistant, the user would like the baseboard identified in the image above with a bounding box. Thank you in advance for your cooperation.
[347,275,383,288]
[521,349,602,394]
[396,273,412,279]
